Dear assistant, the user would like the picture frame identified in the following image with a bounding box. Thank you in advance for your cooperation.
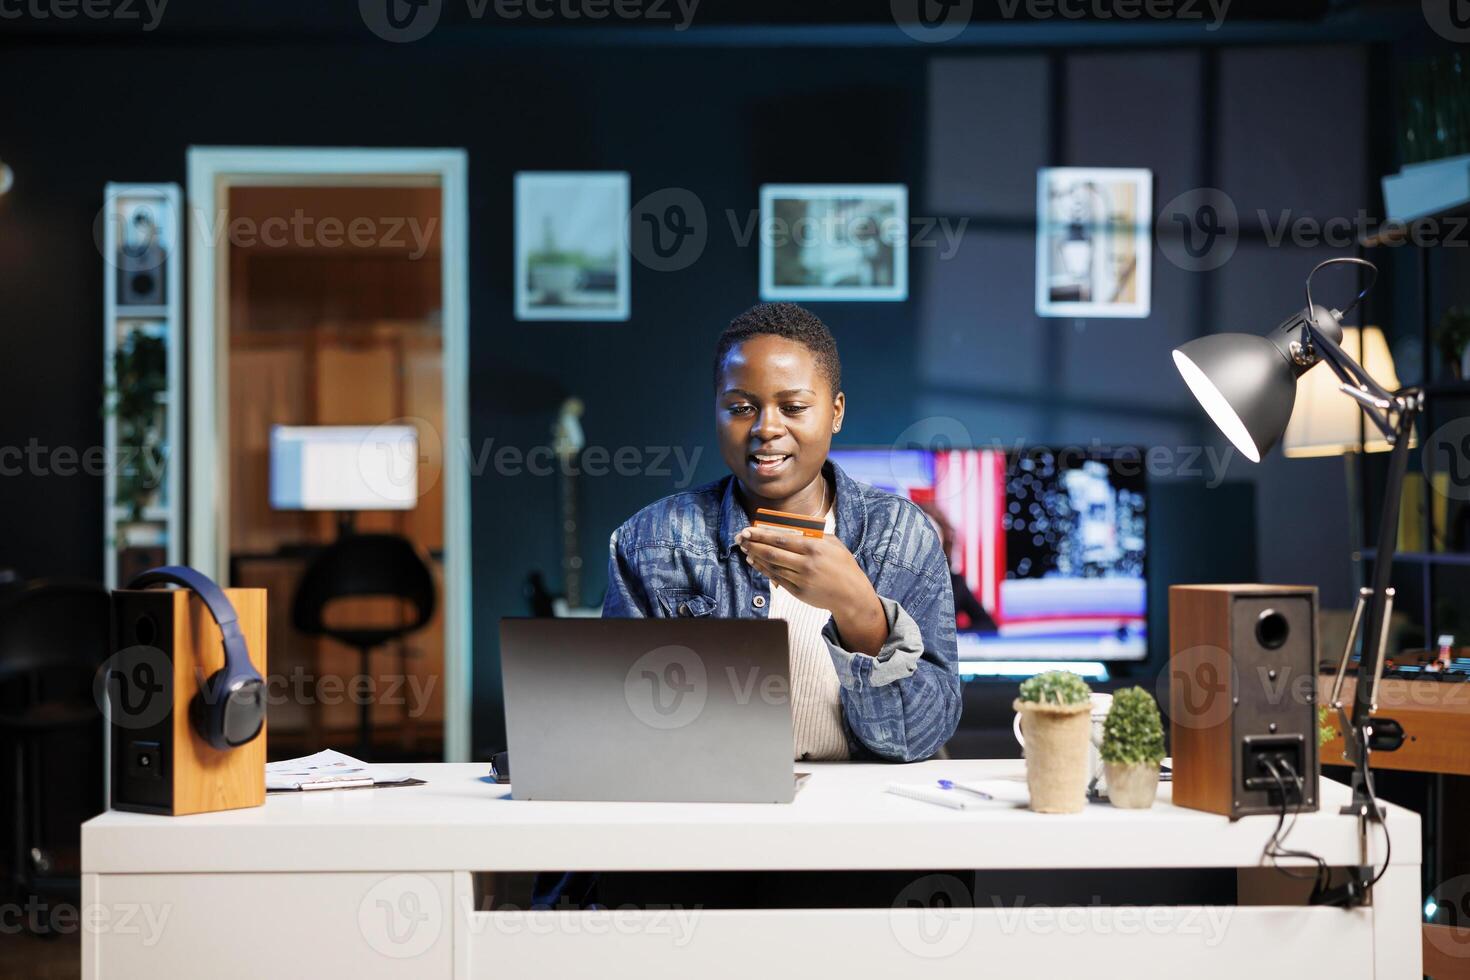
[759,183,908,302]
[1035,167,1152,319]
[515,171,630,321]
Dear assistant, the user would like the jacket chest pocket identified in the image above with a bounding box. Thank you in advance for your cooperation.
[656,588,715,618]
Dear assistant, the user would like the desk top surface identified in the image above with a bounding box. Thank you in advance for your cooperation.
[82,760,1417,874]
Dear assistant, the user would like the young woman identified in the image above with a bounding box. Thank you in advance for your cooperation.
[604,302,960,762]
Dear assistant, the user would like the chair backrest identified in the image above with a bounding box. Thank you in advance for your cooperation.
[0,579,111,702]
[291,534,436,638]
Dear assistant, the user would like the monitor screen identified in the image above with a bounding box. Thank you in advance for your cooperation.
[270,425,419,511]
[829,447,1147,663]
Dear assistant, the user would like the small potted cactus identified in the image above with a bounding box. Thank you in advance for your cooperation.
[1100,687,1166,809]
[1014,671,1093,813]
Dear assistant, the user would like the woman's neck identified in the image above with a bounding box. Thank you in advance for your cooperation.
[739,469,830,519]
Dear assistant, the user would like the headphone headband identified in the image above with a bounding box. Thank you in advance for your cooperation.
[128,565,239,631]
[126,565,264,749]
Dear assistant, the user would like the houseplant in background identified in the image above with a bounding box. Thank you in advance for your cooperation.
[1436,307,1470,380]
[1100,687,1165,809]
[1014,671,1093,814]
[103,329,168,548]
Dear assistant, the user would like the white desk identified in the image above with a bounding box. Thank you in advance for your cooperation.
[81,760,1421,979]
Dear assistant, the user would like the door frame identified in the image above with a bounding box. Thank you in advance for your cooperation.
[186,147,473,762]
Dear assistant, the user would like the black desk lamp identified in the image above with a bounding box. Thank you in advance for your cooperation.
[1172,257,1419,906]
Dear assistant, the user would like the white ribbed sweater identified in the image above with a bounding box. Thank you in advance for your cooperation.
[768,509,849,761]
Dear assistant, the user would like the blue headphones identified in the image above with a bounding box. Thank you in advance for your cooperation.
[127,566,266,750]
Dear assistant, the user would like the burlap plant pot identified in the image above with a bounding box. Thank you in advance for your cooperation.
[1013,698,1092,814]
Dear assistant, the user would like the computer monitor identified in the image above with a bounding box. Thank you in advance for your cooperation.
[269,425,419,511]
[829,447,1147,665]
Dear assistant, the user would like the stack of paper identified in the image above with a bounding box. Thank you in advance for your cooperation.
[266,749,423,792]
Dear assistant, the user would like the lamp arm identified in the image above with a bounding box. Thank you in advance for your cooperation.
[1304,320,1397,403]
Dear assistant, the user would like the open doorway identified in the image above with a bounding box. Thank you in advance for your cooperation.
[187,149,471,762]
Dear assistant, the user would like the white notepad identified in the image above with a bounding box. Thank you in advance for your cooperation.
[266,749,420,792]
[886,779,1028,810]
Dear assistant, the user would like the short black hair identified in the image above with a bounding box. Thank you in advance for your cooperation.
[714,302,842,394]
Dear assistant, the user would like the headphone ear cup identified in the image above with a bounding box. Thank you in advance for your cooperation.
[190,670,224,750]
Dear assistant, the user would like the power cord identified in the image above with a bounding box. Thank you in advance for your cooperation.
[1356,759,1392,890]
[1255,756,1392,904]
[1259,757,1329,897]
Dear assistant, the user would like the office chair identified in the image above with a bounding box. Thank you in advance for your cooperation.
[291,534,436,757]
[0,579,109,922]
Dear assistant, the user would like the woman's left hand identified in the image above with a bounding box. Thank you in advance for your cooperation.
[737,526,888,656]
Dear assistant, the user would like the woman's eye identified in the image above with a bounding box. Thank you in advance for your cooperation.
[728,405,754,416]
[782,405,809,415]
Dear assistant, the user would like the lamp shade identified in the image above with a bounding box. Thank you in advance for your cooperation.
[1172,332,1298,463]
[1282,327,1401,457]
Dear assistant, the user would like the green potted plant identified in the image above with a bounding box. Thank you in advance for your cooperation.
[1100,687,1166,809]
[1014,671,1093,813]
[1436,307,1470,380]
[103,330,168,548]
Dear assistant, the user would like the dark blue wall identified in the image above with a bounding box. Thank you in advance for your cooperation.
[0,37,1383,754]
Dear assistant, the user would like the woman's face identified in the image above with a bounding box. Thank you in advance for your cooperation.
[715,334,844,505]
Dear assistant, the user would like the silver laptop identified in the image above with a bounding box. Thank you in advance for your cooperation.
[500,618,795,803]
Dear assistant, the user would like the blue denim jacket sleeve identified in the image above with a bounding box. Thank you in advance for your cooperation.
[820,500,960,762]
[600,463,962,762]
[603,525,652,618]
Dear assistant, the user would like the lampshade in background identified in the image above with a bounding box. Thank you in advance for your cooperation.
[0,160,12,197]
[1282,327,1403,457]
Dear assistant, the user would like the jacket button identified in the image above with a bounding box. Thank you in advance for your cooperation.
[678,602,690,617]
[752,595,766,609]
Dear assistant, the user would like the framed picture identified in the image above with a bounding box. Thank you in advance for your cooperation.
[759,184,908,302]
[515,172,630,321]
[1035,167,1152,319]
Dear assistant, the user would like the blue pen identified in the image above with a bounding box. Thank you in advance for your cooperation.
[937,779,993,800]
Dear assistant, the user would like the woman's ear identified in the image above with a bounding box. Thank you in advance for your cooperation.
[832,391,845,434]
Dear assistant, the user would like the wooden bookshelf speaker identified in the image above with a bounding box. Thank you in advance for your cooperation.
[106,571,267,815]
[1168,584,1319,819]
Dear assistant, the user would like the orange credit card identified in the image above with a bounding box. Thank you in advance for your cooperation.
[753,508,825,538]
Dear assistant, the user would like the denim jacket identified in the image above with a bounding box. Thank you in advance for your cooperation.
[602,461,961,762]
